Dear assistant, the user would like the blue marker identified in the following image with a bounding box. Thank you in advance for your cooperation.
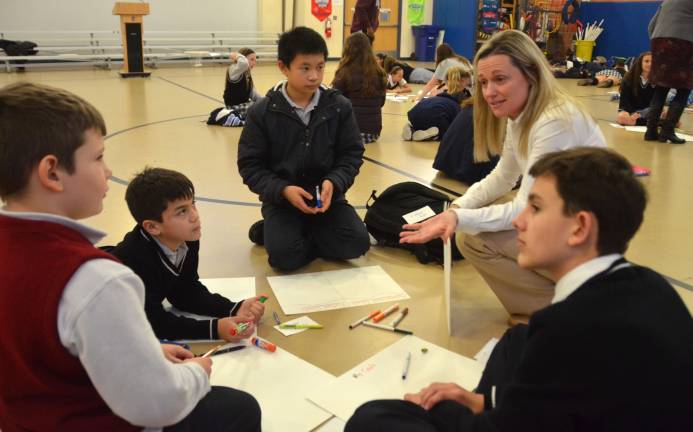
[315,185,322,208]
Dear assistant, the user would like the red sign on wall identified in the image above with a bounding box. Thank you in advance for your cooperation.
[312,0,332,22]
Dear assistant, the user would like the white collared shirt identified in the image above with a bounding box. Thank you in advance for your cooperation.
[281,81,321,125]
[553,254,629,304]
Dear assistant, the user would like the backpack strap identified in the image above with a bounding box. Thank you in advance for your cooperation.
[365,190,378,209]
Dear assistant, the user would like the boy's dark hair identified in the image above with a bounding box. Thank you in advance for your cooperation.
[125,167,195,224]
[277,26,328,67]
[0,82,106,200]
[529,147,647,255]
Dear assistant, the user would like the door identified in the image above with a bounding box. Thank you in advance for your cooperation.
[344,0,400,56]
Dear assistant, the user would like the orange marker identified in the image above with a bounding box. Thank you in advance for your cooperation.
[373,303,399,323]
[348,309,380,329]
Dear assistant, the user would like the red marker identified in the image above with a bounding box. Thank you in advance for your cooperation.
[373,303,399,323]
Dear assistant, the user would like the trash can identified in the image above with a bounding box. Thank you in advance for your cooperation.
[575,40,596,62]
[412,25,441,62]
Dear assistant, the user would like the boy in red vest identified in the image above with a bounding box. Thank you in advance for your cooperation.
[0,82,261,432]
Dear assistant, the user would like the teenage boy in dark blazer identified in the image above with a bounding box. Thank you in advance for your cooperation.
[346,147,693,432]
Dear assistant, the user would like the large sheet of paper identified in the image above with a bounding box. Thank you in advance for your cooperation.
[210,342,335,431]
[306,336,484,421]
[268,266,409,315]
[444,237,452,335]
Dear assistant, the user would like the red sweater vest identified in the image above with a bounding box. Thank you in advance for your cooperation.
[0,215,139,432]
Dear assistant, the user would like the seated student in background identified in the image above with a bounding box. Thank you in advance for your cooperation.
[617,52,655,126]
[386,65,412,94]
[218,48,262,127]
[416,43,473,101]
[238,27,370,272]
[433,100,499,185]
[376,53,434,84]
[111,168,264,342]
[0,82,260,431]
[402,66,471,141]
[332,31,387,144]
[347,147,693,432]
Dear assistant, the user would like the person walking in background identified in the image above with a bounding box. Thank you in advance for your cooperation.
[351,0,379,44]
[644,0,692,144]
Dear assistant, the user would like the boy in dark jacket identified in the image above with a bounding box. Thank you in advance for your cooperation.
[112,167,265,341]
[238,27,370,272]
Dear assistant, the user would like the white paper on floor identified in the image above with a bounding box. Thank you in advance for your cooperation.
[268,266,409,315]
[211,340,335,431]
[306,336,483,421]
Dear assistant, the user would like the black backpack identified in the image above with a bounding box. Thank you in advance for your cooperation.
[364,182,464,265]
[0,39,38,56]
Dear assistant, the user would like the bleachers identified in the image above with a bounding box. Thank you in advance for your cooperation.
[0,30,279,72]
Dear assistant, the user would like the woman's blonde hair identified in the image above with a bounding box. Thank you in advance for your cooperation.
[472,30,586,162]
[445,66,471,95]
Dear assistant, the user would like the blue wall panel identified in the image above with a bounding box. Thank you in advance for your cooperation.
[580,1,661,58]
[433,0,477,60]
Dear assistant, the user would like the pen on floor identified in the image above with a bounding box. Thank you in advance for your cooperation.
[315,185,322,208]
[402,352,411,380]
[362,321,413,335]
[348,309,380,329]
[272,311,281,325]
[279,323,323,329]
[390,307,409,328]
[373,303,399,323]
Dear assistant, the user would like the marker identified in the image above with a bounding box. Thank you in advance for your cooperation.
[402,352,411,380]
[279,323,323,329]
[211,345,246,357]
[315,185,322,208]
[348,309,380,329]
[259,295,269,303]
[229,321,250,336]
[362,321,413,335]
[373,303,399,323]
[251,336,277,353]
[272,311,281,325]
[390,307,409,328]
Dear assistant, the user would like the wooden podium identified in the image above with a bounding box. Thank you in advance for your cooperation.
[113,2,151,77]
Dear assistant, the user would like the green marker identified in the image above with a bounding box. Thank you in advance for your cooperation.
[259,296,268,303]
[279,323,323,329]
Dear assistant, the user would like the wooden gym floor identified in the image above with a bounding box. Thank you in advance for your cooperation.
[1,62,691,377]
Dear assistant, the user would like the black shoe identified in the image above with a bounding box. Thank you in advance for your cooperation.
[248,220,264,245]
[658,131,686,144]
[644,127,659,141]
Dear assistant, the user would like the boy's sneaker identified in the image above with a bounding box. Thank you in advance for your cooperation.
[412,126,439,141]
[401,123,413,140]
[248,220,264,245]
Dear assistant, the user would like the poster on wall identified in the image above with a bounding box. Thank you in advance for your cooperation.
[312,0,333,22]
[408,0,425,25]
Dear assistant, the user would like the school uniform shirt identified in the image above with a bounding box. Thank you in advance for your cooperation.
[0,209,210,431]
[618,75,655,113]
[433,58,471,82]
[387,75,407,90]
[223,53,260,107]
[111,226,242,341]
[451,101,606,234]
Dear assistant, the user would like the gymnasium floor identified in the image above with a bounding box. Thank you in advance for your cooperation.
[1,62,691,378]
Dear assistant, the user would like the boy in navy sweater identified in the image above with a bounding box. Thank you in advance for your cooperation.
[112,167,265,341]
